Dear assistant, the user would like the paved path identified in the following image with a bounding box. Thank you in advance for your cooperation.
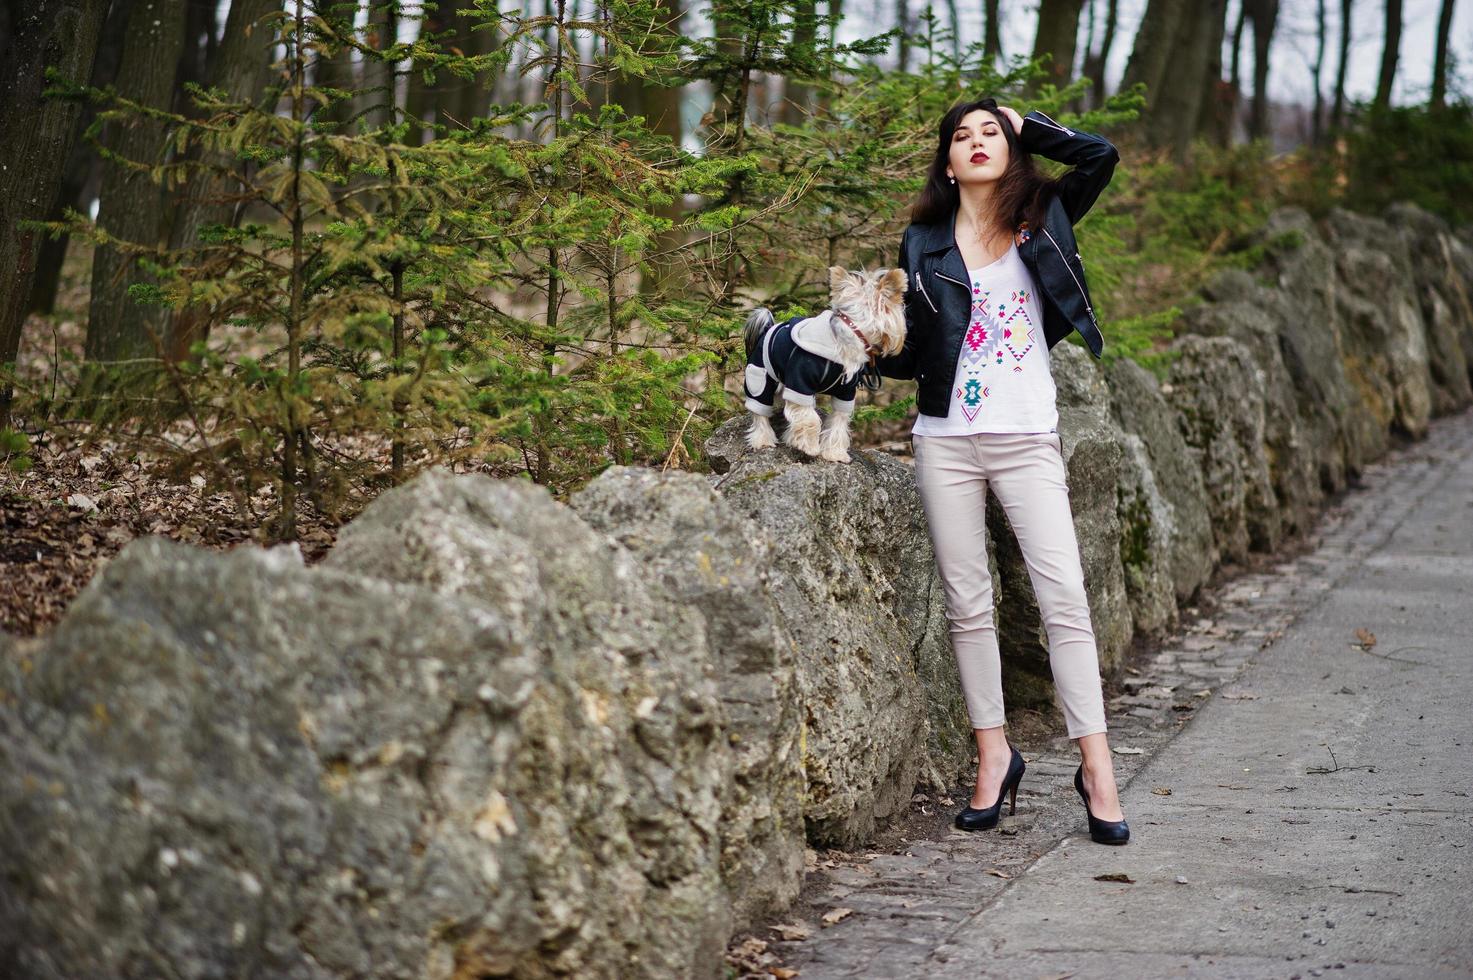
[753,408,1473,979]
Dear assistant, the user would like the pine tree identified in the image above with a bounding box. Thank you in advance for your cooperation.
[17,0,1139,532]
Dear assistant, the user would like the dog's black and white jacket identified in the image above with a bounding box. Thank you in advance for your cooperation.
[743,311,861,418]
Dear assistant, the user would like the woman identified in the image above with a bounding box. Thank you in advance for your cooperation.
[876,97,1129,845]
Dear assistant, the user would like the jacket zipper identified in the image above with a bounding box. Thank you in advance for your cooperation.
[913,270,938,313]
[1028,111,1075,136]
[932,269,973,380]
[1041,226,1100,332]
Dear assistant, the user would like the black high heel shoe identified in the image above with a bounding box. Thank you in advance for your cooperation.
[955,743,1025,832]
[1074,764,1130,845]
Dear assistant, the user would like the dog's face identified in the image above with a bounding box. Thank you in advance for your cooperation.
[828,266,908,356]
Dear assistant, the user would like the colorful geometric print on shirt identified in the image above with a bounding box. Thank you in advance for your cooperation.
[956,274,1037,422]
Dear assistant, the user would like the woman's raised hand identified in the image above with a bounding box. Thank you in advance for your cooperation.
[997,105,1024,133]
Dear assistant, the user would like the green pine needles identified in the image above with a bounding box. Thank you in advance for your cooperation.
[15,0,1137,539]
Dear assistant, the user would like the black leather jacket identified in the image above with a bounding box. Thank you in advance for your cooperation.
[875,109,1119,418]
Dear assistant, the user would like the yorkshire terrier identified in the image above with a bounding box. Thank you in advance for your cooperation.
[741,267,908,463]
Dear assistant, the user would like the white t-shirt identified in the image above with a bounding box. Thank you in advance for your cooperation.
[911,240,1059,436]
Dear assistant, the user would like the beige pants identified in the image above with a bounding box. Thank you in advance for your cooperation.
[911,430,1108,739]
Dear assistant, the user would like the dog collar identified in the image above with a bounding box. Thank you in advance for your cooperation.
[833,308,879,360]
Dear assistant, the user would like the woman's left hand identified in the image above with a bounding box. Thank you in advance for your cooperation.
[998,105,1024,133]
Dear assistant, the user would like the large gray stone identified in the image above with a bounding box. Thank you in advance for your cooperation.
[1,525,730,979]
[567,466,805,931]
[702,421,963,846]
[1104,356,1216,607]
[1254,207,1379,489]
[1110,429,1181,639]
[321,472,735,976]
[1163,334,1280,564]
[1323,207,1434,441]
[1185,268,1323,539]
[1053,345,1132,672]
[1385,202,1473,413]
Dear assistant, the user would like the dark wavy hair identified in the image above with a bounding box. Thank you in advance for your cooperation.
[909,97,1062,237]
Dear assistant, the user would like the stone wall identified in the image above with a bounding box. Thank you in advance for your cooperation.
[2,204,1470,977]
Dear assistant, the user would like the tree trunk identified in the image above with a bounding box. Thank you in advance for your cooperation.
[0,0,110,422]
[1431,0,1456,109]
[1229,0,1246,89]
[175,0,218,116]
[1029,0,1086,96]
[1311,0,1327,145]
[447,2,498,129]
[1119,0,1190,117]
[1082,0,1119,109]
[155,0,218,248]
[643,0,685,147]
[1152,0,1224,158]
[1245,0,1278,142]
[1331,0,1352,131]
[1079,0,1097,110]
[1196,0,1231,147]
[825,0,841,118]
[783,0,818,125]
[709,0,746,138]
[405,5,450,143]
[361,0,401,129]
[1120,0,1187,143]
[27,0,134,318]
[311,3,358,131]
[84,0,190,367]
[1374,0,1401,110]
[983,0,1002,69]
[895,0,909,74]
[162,0,281,363]
[944,0,959,63]
[626,0,685,297]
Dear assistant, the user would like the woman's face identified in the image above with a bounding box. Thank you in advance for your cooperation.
[946,109,1010,186]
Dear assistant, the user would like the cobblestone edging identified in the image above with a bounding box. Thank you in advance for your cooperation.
[723,408,1473,980]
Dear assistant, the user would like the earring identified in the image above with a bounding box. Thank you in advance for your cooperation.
[949,175,956,184]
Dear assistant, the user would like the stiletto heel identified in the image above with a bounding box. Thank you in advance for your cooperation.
[1074,764,1130,845]
[956,743,1025,832]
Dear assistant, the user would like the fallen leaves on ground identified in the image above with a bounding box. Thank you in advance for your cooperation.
[723,929,808,978]
[820,907,853,926]
[770,922,812,942]
[2,433,344,637]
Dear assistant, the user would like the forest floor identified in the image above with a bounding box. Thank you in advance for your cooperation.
[0,247,334,635]
[0,432,342,636]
